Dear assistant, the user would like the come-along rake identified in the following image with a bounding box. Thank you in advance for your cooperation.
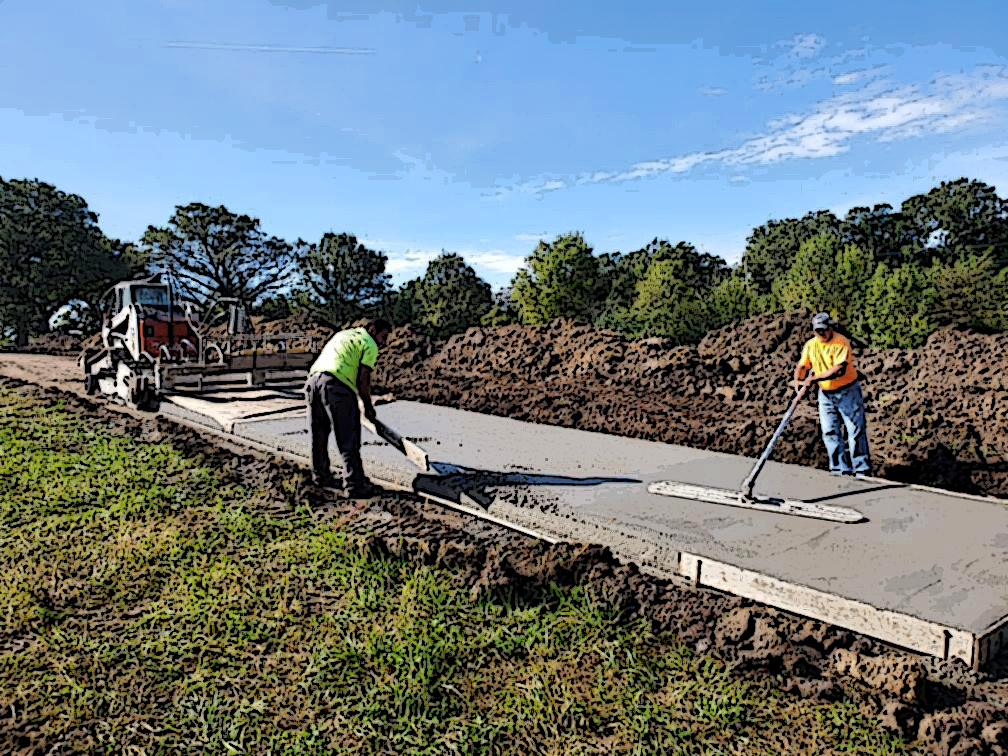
[649,381,866,523]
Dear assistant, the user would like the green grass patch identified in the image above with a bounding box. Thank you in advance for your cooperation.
[0,389,915,754]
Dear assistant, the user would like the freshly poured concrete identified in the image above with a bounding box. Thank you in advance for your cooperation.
[161,392,1008,667]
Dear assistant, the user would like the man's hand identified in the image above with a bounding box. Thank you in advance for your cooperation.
[792,375,813,393]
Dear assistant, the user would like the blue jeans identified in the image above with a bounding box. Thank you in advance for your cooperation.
[817,381,871,475]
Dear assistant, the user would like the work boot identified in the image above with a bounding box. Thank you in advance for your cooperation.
[312,473,339,488]
[345,481,380,499]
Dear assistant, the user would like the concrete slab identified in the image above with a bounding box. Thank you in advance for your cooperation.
[160,394,1008,668]
[166,390,303,432]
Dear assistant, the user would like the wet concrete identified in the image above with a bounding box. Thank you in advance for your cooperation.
[161,392,1008,665]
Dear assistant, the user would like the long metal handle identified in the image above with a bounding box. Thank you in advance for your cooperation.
[741,381,810,498]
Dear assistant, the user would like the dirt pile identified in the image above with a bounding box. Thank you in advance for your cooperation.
[2,376,1005,755]
[363,313,1008,498]
[31,305,1008,497]
[1,332,85,356]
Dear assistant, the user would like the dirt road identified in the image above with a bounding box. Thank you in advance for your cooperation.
[0,352,79,392]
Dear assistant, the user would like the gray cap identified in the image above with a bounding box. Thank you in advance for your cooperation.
[811,312,834,330]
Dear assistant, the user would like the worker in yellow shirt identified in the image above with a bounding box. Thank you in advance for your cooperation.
[792,312,871,478]
[305,318,392,496]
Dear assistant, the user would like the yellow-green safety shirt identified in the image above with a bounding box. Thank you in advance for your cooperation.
[308,327,378,393]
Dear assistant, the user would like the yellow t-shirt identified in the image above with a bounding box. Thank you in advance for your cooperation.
[308,327,378,393]
[799,333,858,392]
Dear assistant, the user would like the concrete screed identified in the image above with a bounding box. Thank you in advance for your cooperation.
[162,391,1008,670]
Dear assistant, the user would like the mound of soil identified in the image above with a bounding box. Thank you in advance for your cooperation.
[53,306,1008,498]
[2,332,85,356]
[363,312,1008,498]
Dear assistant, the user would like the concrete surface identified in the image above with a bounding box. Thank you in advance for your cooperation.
[160,391,1008,668]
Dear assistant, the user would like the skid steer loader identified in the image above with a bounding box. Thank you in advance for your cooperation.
[78,274,322,409]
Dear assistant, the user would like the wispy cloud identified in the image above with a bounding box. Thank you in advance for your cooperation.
[514,232,549,241]
[783,33,825,59]
[752,33,833,92]
[832,63,891,88]
[699,86,728,97]
[163,40,376,54]
[510,64,1008,196]
[378,242,526,279]
[466,251,527,274]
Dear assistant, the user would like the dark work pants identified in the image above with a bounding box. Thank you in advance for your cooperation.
[305,372,365,489]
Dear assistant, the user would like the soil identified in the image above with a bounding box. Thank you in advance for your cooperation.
[0,332,83,356]
[366,313,1008,500]
[46,308,1008,499]
[237,310,1008,498]
[0,374,1006,754]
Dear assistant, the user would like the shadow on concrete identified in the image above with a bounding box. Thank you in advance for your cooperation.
[803,483,908,504]
[416,462,641,510]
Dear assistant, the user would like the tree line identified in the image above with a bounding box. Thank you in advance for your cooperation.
[2,175,1007,349]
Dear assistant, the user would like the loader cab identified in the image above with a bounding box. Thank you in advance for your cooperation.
[98,277,199,362]
[132,284,172,310]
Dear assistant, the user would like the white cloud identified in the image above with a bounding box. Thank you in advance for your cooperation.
[510,64,1008,194]
[784,33,825,59]
[699,86,728,97]
[465,251,526,274]
[514,232,548,241]
[382,244,526,279]
[832,67,889,87]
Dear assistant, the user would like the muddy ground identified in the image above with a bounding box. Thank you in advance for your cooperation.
[49,309,1008,498]
[234,310,1008,500]
[0,372,1007,755]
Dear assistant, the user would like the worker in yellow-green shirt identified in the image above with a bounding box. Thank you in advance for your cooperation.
[793,312,872,478]
[305,319,392,496]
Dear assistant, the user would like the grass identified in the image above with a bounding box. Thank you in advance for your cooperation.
[0,388,916,754]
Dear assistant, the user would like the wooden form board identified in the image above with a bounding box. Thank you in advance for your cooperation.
[157,401,1007,670]
[676,550,1006,669]
[496,499,1007,670]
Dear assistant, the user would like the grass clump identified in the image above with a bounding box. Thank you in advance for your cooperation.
[0,389,914,754]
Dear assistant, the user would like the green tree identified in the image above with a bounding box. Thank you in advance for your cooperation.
[706,272,774,330]
[510,233,606,324]
[628,258,714,344]
[480,287,517,327]
[833,242,877,329]
[412,253,493,338]
[141,203,296,316]
[773,236,875,327]
[382,279,422,327]
[298,233,391,325]
[925,251,1008,330]
[255,291,313,321]
[772,234,840,314]
[897,178,1008,266]
[862,263,937,348]
[742,210,841,293]
[0,177,132,346]
[842,203,902,265]
[596,239,728,336]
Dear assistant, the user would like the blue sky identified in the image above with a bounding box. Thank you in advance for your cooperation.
[3,0,1008,289]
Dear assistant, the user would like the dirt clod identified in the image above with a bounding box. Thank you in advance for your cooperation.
[831,649,928,703]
